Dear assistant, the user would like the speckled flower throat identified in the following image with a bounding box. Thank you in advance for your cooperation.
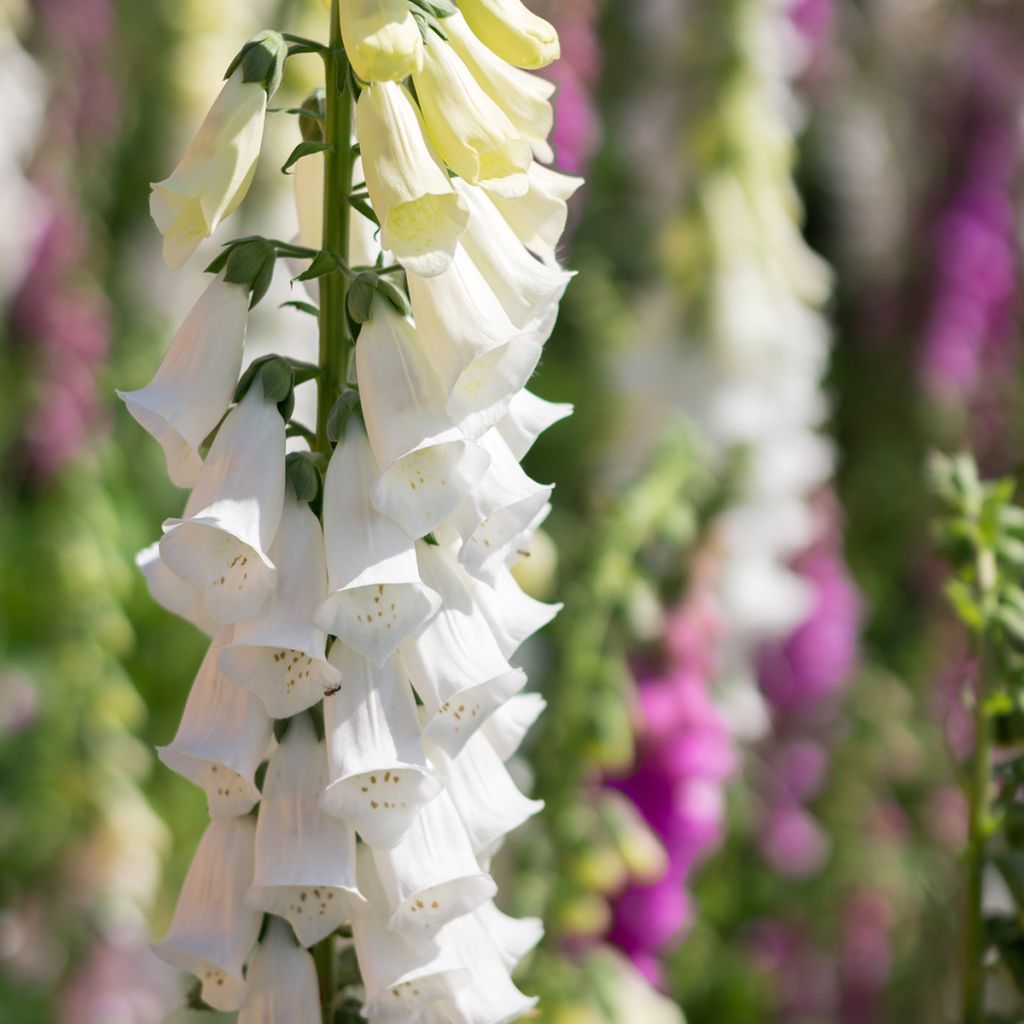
[121,1,578,1019]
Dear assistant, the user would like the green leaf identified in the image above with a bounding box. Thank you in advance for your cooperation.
[282,140,332,175]
[289,360,321,386]
[326,390,361,445]
[281,299,320,318]
[406,0,458,16]
[348,194,380,227]
[294,250,341,283]
[944,579,984,633]
[994,851,1024,909]
[286,452,321,504]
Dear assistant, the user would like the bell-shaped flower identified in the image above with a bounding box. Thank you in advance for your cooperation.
[321,642,442,848]
[446,432,552,580]
[457,0,560,70]
[238,917,321,1024]
[357,82,468,277]
[315,416,441,665]
[401,540,525,756]
[340,0,423,83]
[406,246,545,434]
[481,692,546,762]
[412,42,531,199]
[136,542,216,636]
[473,901,543,971]
[353,847,470,1021]
[117,275,249,488]
[356,300,490,538]
[157,631,273,819]
[153,817,262,1012]
[219,494,339,718]
[429,911,537,1024]
[496,388,573,460]
[160,379,286,625]
[248,714,365,946]
[488,162,584,268]
[150,69,269,267]
[444,13,555,164]
[428,732,542,862]
[372,789,496,943]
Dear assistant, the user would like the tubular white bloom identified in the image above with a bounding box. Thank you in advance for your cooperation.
[248,714,364,947]
[340,0,423,83]
[406,246,545,433]
[321,642,442,848]
[481,692,547,762]
[157,632,273,819]
[353,847,470,1021]
[496,388,573,460]
[117,275,249,488]
[357,82,468,277]
[238,917,321,1024]
[150,69,268,268]
[153,817,261,1012]
[488,162,584,268]
[372,789,496,943]
[402,540,525,756]
[219,494,339,718]
[356,300,490,538]
[159,379,286,625]
[457,0,560,70]
[427,731,542,862]
[473,901,543,971]
[136,542,216,636]
[446,431,552,580]
[444,13,555,164]
[412,41,531,200]
[315,416,441,665]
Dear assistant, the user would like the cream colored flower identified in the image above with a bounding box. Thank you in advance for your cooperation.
[340,0,424,82]
[458,0,560,70]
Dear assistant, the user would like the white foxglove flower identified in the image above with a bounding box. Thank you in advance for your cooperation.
[248,715,364,947]
[157,632,273,819]
[153,817,262,1012]
[354,847,470,1021]
[160,379,286,624]
[481,692,546,762]
[151,68,270,268]
[372,789,496,942]
[402,540,525,756]
[406,246,545,433]
[473,901,543,971]
[136,542,216,636]
[219,494,339,718]
[428,732,542,862]
[496,388,573,460]
[117,275,249,488]
[356,300,490,538]
[412,42,531,199]
[321,642,441,848]
[457,0,560,71]
[444,13,555,164]
[488,162,584,268]
[357,82,468,276]
[340,0,424,83]
[239,917,321,1024]
[316,416,441,664]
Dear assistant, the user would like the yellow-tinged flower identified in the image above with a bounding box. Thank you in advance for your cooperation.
[458,0,560,70]
[340,0,423,82]
[413,40,531,199]
[356,81,469,276]
[150,68,268,267]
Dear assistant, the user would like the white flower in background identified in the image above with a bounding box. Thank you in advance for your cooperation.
[357,81,468,276]
[413,39,532,199]
[248,714,365,946]
[117,274,249,488]
[457,0,560,71]
[339,0,423,83]
[315,416,441,664]
[159,378,286,625]
[218,493,340,718]
[157,632,273,820]
[153,817,262,1012]
[238,917,321,1024]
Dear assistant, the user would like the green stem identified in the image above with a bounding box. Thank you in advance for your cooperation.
[315,0,355,456]
[963,626,993,1024]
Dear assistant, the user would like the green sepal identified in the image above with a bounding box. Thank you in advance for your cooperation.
[224,30,288,97]
[219,238,277,308]
[282,140,332,175]
[326,390,361,445]
[259,357,294,403]
[289,360,322,386]
[300,87,326,143]
[406,0,459,18]
[348,194,380,227]
[281,299,320,318]
[422,532,439,546]
[346,274,377,325]
[294,249,348,283]
[286,451,322,504]
[373,277,411,318]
